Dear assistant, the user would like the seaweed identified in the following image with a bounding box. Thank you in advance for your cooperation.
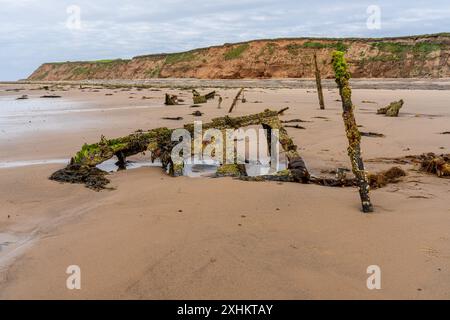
[50,164,111,191]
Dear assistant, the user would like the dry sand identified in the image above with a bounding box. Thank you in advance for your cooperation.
[0,82,449,299]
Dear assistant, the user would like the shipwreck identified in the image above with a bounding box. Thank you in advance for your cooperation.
[49,51,450,213]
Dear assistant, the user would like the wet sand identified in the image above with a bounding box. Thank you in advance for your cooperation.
[0,82,449,299]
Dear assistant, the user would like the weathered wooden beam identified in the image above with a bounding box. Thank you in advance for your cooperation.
[313,52,325,110]
[332,51,373,213]
[192,89,216,104]
[228,88,244,113]
[165,93,178,105]
[377,99,404,117]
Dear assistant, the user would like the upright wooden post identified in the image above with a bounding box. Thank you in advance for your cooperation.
[332,51,373,213]
[313,52,325,110]
[228,88,244,113]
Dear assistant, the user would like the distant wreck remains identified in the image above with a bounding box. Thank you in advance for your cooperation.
[165,93,179,105]
[377,100,404,117]
[192,89,216,104]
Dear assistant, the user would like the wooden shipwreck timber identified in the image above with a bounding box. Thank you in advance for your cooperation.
[49,107,449,213]
[50,109,310,189]
[49,51,450,213]
[332,51,373,213]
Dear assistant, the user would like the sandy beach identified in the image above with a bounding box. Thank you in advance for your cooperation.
[0,81,449,299]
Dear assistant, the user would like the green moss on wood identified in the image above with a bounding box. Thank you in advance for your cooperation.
[216,164,244,177]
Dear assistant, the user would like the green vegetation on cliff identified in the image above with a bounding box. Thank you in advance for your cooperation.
[29,33,450,80]
[224,44,250,60]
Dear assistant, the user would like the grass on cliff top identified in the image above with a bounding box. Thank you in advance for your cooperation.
[224,44,250,60]
[286,41,348,55]
[92,59,123,64]
[50,59,129,65]
[165,52,197,65]
[359,41,445,64]
[372,41,444,55]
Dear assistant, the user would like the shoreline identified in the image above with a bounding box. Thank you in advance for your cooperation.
[2,78,450,90]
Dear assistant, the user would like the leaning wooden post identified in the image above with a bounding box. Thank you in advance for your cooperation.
[313,52,325,110]
[228,88,244,113]
[331,51,373,213]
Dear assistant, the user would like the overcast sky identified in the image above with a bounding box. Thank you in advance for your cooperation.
[1,0,449,80]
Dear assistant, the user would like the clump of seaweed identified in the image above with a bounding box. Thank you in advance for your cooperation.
[419,153,450,177]
[50,164,111,191]
[367,153,450,178]
[367,167,407,189]
[377,100,404,117]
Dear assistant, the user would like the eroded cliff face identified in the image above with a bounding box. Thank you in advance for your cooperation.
[28,34,450,81]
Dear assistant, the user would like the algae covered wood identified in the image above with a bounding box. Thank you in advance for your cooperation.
[192,89,216,104]
[332,51,373,213]
[72,129,173,167]
[377,99,404,117]
[52,109,310,189]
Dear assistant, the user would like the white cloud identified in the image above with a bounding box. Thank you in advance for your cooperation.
[0,0,449,80]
